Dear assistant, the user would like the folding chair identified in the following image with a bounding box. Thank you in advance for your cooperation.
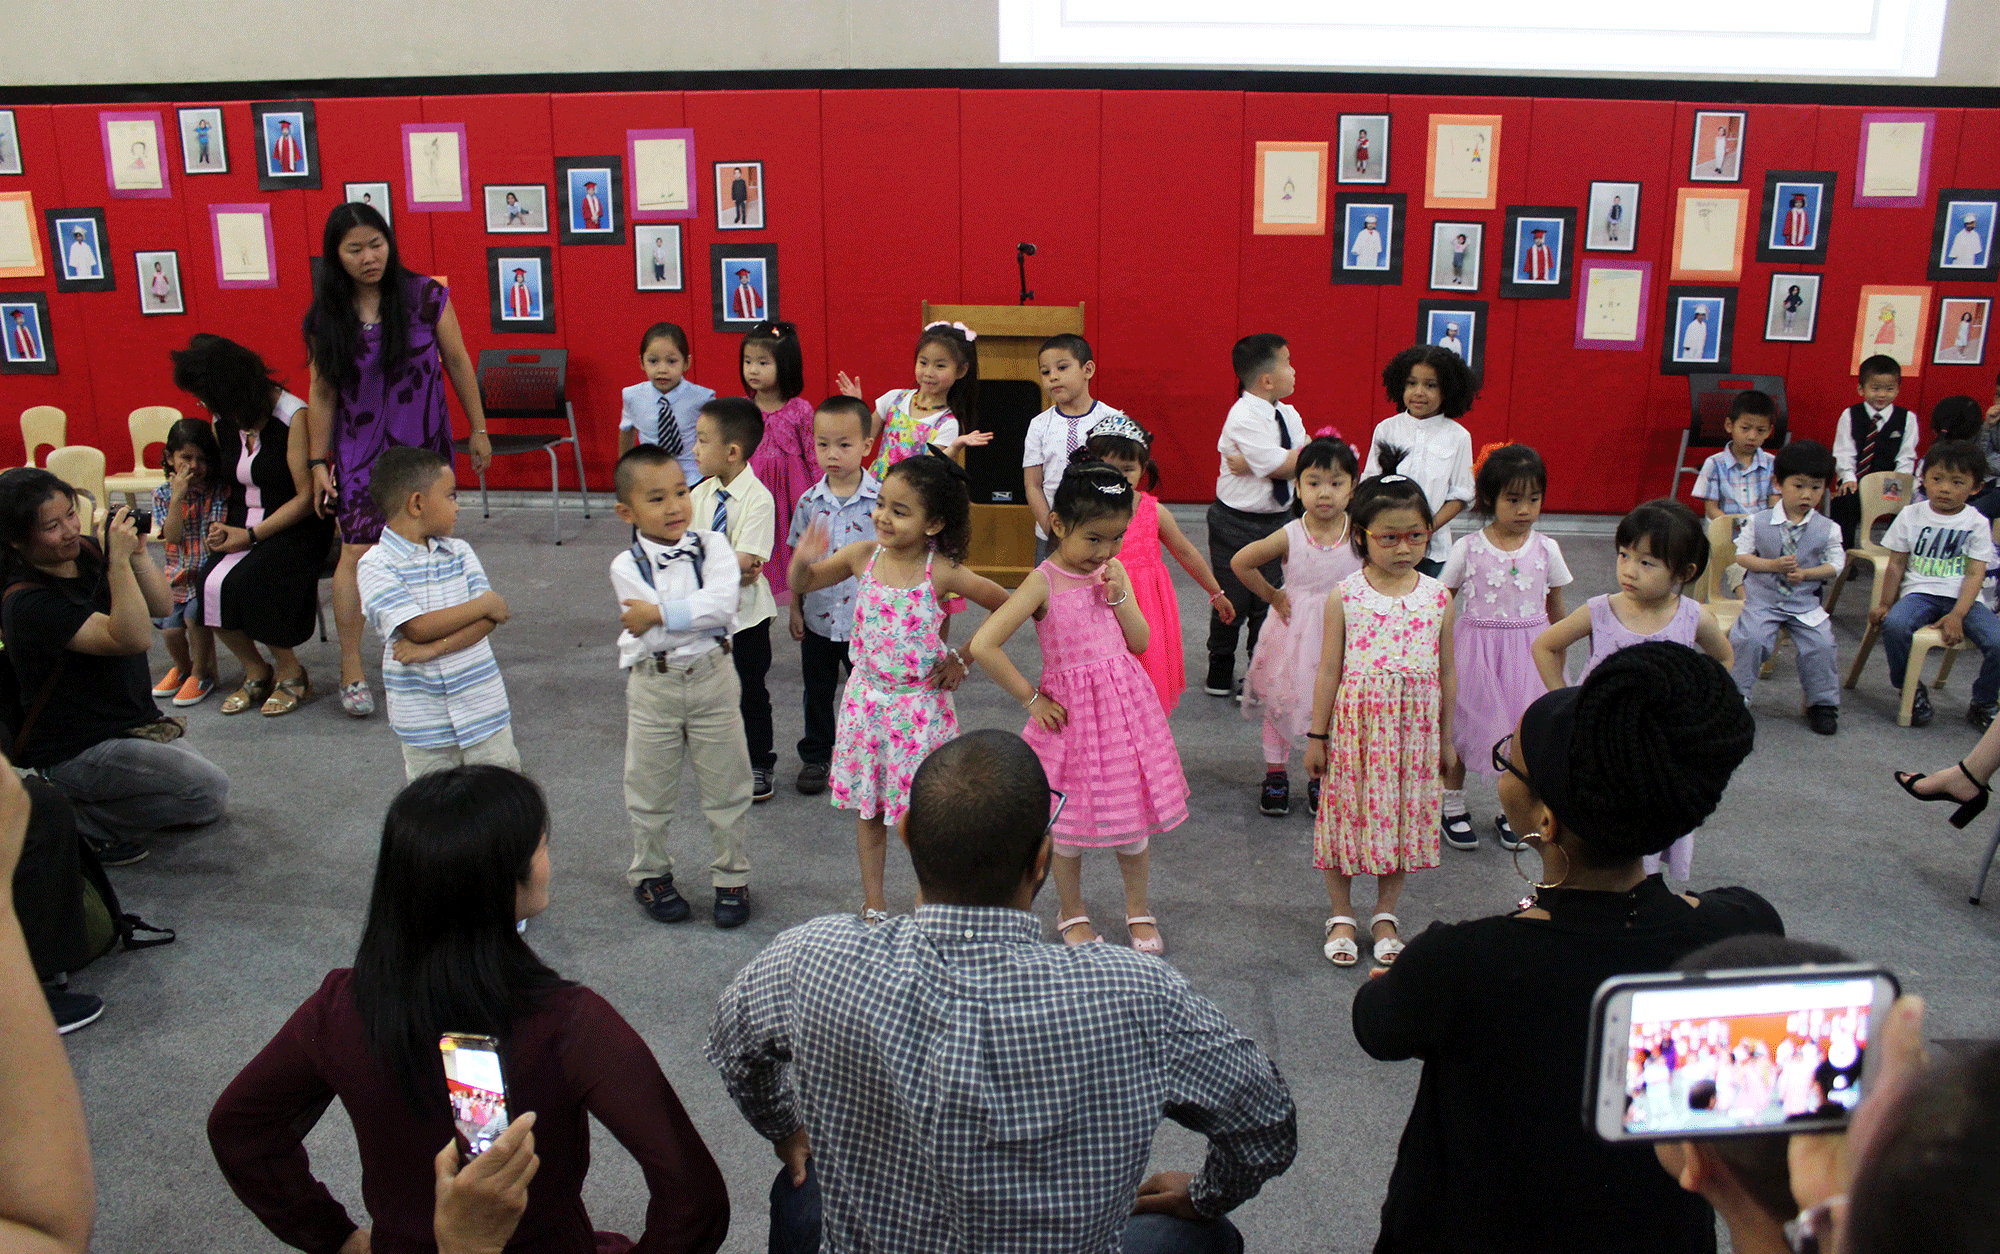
[1823,471,1914,613]
[19,405,65,468]
[1671,374,1789,501]
[46,445,106,533]
[456,349,591,545]
[103,405,183,510]
[1843,518,2000,725]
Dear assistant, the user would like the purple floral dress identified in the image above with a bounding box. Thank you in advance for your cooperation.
[829,547,956,825]
[328,275,455,545]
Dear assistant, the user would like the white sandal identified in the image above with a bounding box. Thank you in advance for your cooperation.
[1371,912,1404,966]
[1323,915,1359,966]
[1126,915,1164,957]
[1058,915,1100,944]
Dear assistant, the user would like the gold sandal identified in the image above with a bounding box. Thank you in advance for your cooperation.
[219,676,273,716]
[261,670,312,717]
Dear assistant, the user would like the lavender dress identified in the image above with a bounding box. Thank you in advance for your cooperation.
[1579,592,1703,881]
[326,275,454,545]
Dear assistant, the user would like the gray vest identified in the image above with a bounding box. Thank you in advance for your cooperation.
[1743,510,1838,615]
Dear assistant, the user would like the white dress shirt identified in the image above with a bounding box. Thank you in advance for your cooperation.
[690,464,777,629]
[610,529,741,669]
[1214,393,1308,513]
[1830,403,1918,484]
[1362,411,1476,563]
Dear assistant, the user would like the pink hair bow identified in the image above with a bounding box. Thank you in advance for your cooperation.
[924,319,977,342]
[1314,425,1343,441]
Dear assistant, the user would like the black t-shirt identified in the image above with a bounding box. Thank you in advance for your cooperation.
[1352,876,1784,1254]
[3,561,154,768]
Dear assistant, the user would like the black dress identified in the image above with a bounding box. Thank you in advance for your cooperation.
[1352,875,1784,1254]
[199,393,335,650]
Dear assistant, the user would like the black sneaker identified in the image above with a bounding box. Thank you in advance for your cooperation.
[796,762,829,795]
[1971,703,1997,732]
[752,768,775,803]
[1307,777,1321,815]
[1807,704,1840,736]
[1442,813,1478,851]
[714,886,750,929]
[46,989,103,1034]
[1911,682,1934,728]
[1496,813,1526,851]
[1259,771,1290,816]
[86,836,147,867]
[634,875,691,924]
[1204,656,1234,697]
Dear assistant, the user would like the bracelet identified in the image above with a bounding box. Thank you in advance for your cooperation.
[247,525,258,544]
[1305,732,1330,741]
[1104,589,1129,607]
[1025,689,1043,708]
[307,457,328,468]
[941,646,966,668]
[1208,589,1230,603]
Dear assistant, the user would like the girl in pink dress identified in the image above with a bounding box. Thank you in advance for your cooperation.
[790,454,1010,921]
[1436,445,1571,852]
[969,462,1190,956]
[741,320,817,601]
[1235,433,1361,819]
[1073,415,1234,713]
[1304,451,1457,968]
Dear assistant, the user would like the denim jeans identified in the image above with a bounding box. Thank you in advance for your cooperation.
[43,735,229,847]
[1881,592,2000,707]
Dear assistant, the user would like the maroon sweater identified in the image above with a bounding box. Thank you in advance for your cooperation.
[208,970,729,1254]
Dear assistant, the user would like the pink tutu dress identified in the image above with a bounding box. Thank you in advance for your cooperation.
[1439,528,1572,776]
[1022,560,1189,844]
[1244,518,1363,745]
[829,548,957,826]
[1123,491,1184,713]
[1314,571,1448,876]
[1579,592,1703,881]
[750,395,817,601]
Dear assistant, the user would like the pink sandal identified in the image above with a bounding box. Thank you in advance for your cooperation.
[1058,916,1101,945]
[1126,915,1165,957]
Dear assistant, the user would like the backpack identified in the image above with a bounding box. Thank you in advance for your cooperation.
[76,834,176,964]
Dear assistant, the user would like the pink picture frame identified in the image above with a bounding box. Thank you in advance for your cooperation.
[99,110,171,199]
[209,202,278,289]
[401,123,471,212]
[1574,260,1652,351]
[1853,112,1934,209]
[628,127,698,222]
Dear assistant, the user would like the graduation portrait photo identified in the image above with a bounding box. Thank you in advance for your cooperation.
[1428,221,1483,292]
[1500,206,1575,299]
[1336,114,1389,185]
[177,107,226,174]
[711,242,778,331]
[1663,286,1735,374]
[1756,171,1836,265]
[1929,191,2000,281]
[0,294,55,375]
[1333,193,1404,285]
[487,246,555,334]
[47,208,112,293]
[250,102,320,190]
[556,157,621,245]
[1416,299,1485,377]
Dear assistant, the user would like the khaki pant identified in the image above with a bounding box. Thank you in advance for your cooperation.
[401,725,521,782]
[624,648,752,888]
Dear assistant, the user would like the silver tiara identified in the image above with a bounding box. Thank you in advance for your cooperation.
[1092,478,1127,495]
[1089,414,1152,445]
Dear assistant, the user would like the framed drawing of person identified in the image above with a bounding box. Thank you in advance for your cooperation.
[1755,171,1836,266]
[1662,286,1735,375]
[1332,192,1404,285]
[1928,190,2000,282]
[100,111,169,198]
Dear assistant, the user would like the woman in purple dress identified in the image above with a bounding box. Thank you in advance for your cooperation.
[303,203,490,716]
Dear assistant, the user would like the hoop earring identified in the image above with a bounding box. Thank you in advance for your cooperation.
[1511,837,1570,891]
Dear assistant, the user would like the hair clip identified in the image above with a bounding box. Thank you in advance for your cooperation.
[1089,414,1152,445]
[922,444,972,482]
[923,319,978,343]
[1092,477,1128,495]
[1379,474,1411,483]
[1314,425,1344,441]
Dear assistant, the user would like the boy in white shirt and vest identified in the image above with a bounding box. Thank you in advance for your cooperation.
[1831,354,1918,549]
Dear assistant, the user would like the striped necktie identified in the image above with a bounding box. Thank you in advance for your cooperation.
[1858,408,1879,474]
[712,489,730,535]
[657,392,683,459]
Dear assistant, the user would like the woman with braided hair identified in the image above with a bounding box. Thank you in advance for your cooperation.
[1353,642,1782,1254]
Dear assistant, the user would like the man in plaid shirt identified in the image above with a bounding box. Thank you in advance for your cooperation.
[709,730,1296,1254]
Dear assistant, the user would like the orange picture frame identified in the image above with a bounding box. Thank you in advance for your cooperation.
[1425,114,1501,211]
[1670,187,1749,282]
[1253,141,1328,235]
[0,191,45,279]
[1852,284,1932,376]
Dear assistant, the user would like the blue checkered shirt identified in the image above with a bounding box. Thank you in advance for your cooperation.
[708,905,1295,1254]
[1692,447,1775,515]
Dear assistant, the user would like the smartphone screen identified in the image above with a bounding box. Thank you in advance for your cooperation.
[1589,965,1897,1143]
[439,1032,509,1156]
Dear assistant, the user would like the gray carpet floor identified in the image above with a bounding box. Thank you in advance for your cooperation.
[72,503,2000,1253]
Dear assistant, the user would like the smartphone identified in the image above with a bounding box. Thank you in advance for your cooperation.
[1585,964,1898,1143]
[439,1032,510,1157]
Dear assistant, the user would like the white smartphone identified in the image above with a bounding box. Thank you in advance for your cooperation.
[439,1032,510,1157]
[1585,964,1899,1143]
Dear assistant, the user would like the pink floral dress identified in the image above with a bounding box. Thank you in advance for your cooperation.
[829,547,955,825]
[1314,570,1449,876]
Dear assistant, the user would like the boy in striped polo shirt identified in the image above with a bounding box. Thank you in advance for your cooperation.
[357,447,518,780]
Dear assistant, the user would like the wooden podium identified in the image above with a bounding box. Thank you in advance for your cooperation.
[920,300,1085,586]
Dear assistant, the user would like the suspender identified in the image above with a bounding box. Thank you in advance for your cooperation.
[629,535,730,659]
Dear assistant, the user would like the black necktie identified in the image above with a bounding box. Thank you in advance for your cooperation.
[1272,406,1293,506]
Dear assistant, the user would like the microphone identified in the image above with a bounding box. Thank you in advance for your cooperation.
[1017,242,1036,305]
[1017,242,1036,256]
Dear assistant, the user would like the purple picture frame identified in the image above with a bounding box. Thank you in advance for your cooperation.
[208,202,278,290]
[1853,112,1934,209]
[627,127,697,222]
[401,123,472,212]
[99,110,171,199]
[1574,259,1653,351]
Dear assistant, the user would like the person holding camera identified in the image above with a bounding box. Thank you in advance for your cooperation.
[0,469,228,867]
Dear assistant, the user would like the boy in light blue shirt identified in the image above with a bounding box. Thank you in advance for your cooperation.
[787,396,879,795]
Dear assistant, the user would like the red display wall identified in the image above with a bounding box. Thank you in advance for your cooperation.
[3,88,1996,513]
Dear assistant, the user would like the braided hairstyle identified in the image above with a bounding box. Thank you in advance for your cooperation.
[1563,642,1755,862]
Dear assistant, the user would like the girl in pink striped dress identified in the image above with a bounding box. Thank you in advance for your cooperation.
[969,461,1189,956]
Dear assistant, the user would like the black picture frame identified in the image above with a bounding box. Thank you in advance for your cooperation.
[1416,299,1488,379]
[486,246,555,334]
[1499,205,1577,299]
[1754,170,1837,266]
[1331,192,1405,286]
[249,101,321,191]
[0,292,56,375]
[1661,284,1737,375]
[555,156,623,246]
[45,207,112,293]
[1928,188,2000,282]
[711,243,778,331]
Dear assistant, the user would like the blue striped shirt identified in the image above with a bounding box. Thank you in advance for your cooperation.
[357,530,511,749]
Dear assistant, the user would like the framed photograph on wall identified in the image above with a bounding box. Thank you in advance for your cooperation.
[1428,222,1483,292]
[556,157,622,245]
[46,208,112,293]
[1934,297,1991,366]
[1332,192,1404,285]
[1855,112,1933,208]
[0,293,54,375]
[1851,285,1931,377]
[1575,260,1651,351]
[488,246,555,334]
[1672,188,1749,282]
[210,202,277,289]
[1416,299,1485,377]
[1499,205,1575,299]
[1425,113,1500,210]
[100,111,169,198]
[1662,286,1735,375]
[1764,273,1822,343]
[1929,190,2000,281]
[712,243,777,331]
[250,101,320,191]
[715,161,765,230]
[483,184,547,234]
[0,111,20,176]
[1754,171,1836,265]
[134,249,183,315]
[1689,111,1745,183]
[636,225,683,291]
[344,181,392,230]
[1584,181,1640,252]
[177,107,225,175]
[403,123,471,212]
[1336,114,1388,185]
[0,192,44,278]
[630,128,696,221]
[1253,141,1327,235]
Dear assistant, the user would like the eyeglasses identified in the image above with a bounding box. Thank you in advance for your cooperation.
[1365,527,1433,548]
[1491,734,1532,788]
[1048,788,1068,834]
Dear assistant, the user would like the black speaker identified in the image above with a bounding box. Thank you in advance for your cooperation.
[962,379,1042,505]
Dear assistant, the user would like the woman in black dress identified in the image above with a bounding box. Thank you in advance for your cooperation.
[1353,643,1782,1254]
[172,334,337,717]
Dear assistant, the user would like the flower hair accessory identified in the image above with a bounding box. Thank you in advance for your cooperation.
[1314,425,1344,441]
[1089,414,1152,445]
[923,319,977,343]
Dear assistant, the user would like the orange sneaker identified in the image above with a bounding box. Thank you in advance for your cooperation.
[172,674,216,707]
[151,667,184,698]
